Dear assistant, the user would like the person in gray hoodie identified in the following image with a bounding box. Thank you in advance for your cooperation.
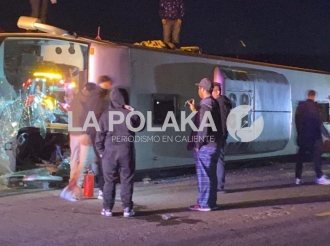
[96,88,144,217]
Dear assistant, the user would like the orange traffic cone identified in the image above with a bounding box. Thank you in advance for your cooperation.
[83,173,94,198]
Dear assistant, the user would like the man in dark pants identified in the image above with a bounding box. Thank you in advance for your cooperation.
[87,76,112,200]
[212,82,232,193]
[159,0,185,48]
[29,0,57,24]
[96,88,144,217]
[186,78,222,211]
[295,90,330,185]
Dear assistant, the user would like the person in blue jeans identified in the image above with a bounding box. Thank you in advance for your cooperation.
[60,77,111,202]
[186,78,222,211]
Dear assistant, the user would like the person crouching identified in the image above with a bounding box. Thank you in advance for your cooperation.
[95,88,144,217]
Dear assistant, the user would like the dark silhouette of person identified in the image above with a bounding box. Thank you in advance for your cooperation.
[29,0,57,24]
[295,89,330,185]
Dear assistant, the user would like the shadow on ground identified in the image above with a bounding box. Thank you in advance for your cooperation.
[224,181,316,193]
[129,190,330,226]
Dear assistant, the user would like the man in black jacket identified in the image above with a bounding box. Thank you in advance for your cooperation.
[96,88,144,217]
[186,78,222,211]
[60,76,111,201]
[295,90,330,185]
[212,82,232,193]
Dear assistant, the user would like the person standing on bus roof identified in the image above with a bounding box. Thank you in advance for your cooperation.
[212,82,232,193]
[29,0,57,24]
[159,0,185,48]
[295,90,330,185]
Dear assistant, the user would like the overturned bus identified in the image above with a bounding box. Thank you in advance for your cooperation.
[1,16,330,178]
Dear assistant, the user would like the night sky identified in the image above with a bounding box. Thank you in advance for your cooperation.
[1,1,330,71]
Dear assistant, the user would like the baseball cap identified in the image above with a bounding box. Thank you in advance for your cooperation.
[97,75,111,84]
[195,78,213,91]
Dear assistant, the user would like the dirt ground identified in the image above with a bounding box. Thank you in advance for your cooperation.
[1,161,330,245]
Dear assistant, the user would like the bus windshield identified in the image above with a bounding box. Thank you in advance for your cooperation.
[1,37,88,101]
[0,37,88,160]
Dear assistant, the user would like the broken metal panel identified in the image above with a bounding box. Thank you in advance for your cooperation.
[2,167,64,189]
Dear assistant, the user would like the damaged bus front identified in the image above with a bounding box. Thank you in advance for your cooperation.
[0,34,89,185]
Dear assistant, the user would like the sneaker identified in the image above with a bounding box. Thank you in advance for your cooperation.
[60,187,79,202]
[101,209,112,217]
[97,190,103,200]
[316,175,330,185]
[70,196,80,202]
[123,207,135,217]
[295,178,302,185]
[189,204,212,212]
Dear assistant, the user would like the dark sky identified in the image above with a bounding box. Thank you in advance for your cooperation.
[1,0,330,71]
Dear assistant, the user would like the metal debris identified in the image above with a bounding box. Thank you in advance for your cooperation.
[2,167,63,189]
